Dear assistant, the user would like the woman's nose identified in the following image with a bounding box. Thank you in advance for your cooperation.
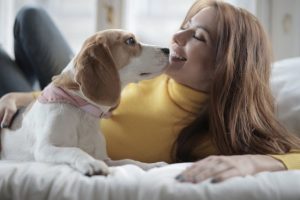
[172,29,190,46]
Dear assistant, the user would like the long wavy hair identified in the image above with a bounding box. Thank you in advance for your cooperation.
[172,0,300,162]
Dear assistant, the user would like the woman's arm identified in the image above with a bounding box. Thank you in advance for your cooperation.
[0,92,36,128]
[175,154,286,184]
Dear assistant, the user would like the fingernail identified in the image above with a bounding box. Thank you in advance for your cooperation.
[211,178,219,183]
[175,174,184,181]
[1,123,8,129]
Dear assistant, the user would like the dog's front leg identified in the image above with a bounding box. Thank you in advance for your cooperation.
[34,145,109,175]
[105,158,167,171]
[33,107,109,176]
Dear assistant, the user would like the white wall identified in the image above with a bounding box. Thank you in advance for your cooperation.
[120,0,195,47]
[1,0,300,61]
[227,0,300,61]
[270,0,300,61]
[225,0,256,14]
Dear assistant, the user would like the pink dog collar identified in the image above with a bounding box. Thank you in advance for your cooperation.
[38,84,105,118]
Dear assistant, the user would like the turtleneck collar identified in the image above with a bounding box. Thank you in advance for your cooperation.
[167,76,209,114]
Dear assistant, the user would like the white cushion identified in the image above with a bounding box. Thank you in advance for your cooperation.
[271,57,300,137]
[1,161,300,200]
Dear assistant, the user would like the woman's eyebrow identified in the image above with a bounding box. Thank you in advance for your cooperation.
[196,25,211,37]
[188,19,212,39]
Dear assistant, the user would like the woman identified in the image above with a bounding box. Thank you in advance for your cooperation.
[1,0,300,184]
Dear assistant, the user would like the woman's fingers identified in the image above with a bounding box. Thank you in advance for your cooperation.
[192,163,231,183]
[177,165,239,184]
[175,158,211,182]
[176,155,284,184]
[0,111,4,128]
[0,93,19,129]
[0,106,7,128]
[175,156,252,184]
[176,156,233,182]
[211,168,240,183]
[177,162,231,183]
[1,108,16,128]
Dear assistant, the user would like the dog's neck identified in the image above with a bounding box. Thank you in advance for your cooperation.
[61,59,113,116]
[39,59,113,118]
[38,84,111,118]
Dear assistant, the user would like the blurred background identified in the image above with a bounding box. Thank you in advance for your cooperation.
[0,0,299,61]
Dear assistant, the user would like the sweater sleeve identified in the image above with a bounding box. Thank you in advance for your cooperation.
[270,150,300,170]
[32,91,41,99]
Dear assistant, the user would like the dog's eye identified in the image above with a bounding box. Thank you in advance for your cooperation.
[125,37,136,46]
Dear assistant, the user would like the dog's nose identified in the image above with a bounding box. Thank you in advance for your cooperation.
[160,48,170,55]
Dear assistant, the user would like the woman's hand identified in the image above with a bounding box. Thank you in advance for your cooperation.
[176,155,286,184]
[0,92,35,128]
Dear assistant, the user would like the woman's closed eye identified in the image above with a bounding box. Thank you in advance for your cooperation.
[178,29,207,43]
[193,28,207,42]
[193,34,206,43]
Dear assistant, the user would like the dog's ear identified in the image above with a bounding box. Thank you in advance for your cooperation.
[52,71,79,90]
[75,38,121,106]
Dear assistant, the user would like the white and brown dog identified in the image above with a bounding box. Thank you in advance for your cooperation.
[0,29,169,175]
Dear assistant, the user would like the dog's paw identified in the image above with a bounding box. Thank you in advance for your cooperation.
[74,159,109,176]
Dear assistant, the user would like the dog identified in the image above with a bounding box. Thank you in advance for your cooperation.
[0,29,169,175]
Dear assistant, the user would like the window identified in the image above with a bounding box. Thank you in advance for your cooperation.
[122,0,195,47]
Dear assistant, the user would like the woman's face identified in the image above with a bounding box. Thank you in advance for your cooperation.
[165,7,217,92]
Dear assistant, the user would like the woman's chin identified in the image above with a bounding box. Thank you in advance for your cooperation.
[165,61,183,74]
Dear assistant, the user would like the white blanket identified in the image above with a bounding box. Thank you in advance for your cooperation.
[0,161,300,200]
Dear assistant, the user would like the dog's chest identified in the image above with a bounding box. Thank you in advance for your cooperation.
[76,120,100,154]
[39,103,106,158]
[74,113,106,158]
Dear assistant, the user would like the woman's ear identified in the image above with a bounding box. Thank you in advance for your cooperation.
[75,38,121,106]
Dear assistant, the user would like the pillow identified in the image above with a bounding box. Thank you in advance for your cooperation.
[271,57,300,137]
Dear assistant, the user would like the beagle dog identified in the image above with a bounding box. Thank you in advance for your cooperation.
[0,29,169,175]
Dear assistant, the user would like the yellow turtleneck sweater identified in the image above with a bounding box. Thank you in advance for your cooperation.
[101,74,300,169]
[101,74,208,163]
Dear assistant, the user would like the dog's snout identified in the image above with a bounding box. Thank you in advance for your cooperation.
[160,48,170,55]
